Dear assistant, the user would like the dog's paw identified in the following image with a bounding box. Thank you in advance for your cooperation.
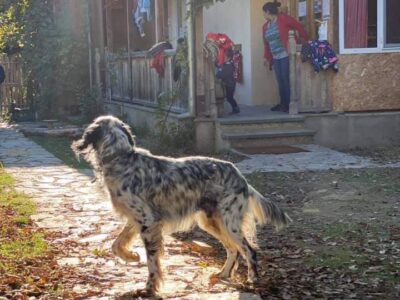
[113,248,140,263]
[246,276,260,286]
[208,273,221,288]
[116,289,162,300]
[135,288,162,299]
[122,251,140,263]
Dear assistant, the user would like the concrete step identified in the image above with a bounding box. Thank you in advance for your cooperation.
[222,129,315,148]
[218,115,306,133]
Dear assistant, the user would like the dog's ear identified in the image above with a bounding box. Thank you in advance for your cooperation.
[72,124,103,153]
[119,123,135,147]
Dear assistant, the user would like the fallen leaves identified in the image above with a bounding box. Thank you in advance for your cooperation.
[0,205,104,299]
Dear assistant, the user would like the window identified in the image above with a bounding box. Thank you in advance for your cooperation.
[339,0,400,54]
[386,0,400,47]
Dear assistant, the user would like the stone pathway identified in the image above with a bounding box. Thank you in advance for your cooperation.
[0,124,259,300]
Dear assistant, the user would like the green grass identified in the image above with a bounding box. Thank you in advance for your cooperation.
[0,166,15,187]
[337,169,400,197]
[0,168,36,224]
[305,248,368,269]
[0,232,48,259]
[323,223,363,239]
[29,136,90,169]
[0,166,49,262]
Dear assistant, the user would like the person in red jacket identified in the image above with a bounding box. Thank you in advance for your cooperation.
[262,1,308,113]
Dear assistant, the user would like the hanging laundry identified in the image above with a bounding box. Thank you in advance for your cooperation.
[132,0,153,38]
[151,52,165,77]
[206,33,235,66]
[233,51,243,84]
[149,41,173,77]
[132,0,145,37]
[205,33,243,84]
[301,40,339,72]
[141,0,153,21]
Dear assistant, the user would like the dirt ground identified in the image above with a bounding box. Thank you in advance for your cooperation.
[177,167,400,299]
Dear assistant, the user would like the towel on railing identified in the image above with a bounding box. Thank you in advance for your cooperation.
[205,33,243,84]
[149,41,173,77]
[206,33,234,66]
[301,40,339,73]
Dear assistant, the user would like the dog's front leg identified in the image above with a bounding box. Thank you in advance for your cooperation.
[140,222,164,294]
[112,222,140,262]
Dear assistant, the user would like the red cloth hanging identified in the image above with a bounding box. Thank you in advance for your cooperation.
[151,52,165,76]
[233,51,243,83]
[206,33,235,66]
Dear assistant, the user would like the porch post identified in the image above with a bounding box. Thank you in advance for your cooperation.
[186,0,196,117]
[289,30,299,115]
[105,1,114,52]
[126,0,133,99]
[155,0,164,42]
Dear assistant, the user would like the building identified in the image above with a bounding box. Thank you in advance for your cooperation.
[89,0,400,151]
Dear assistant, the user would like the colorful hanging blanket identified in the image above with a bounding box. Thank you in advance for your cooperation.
[301,40,339,72]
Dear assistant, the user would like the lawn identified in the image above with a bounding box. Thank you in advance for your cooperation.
[29,135,91,169]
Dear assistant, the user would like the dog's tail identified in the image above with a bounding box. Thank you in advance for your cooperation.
[248,184,292,231]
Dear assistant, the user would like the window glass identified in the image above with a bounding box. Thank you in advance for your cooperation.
[386,0,400,45]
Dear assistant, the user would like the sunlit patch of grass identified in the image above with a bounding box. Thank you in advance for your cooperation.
[28,135,90,169]
[0,169,15,187]
[0,166,48,263]
[92,248,108,257]
[0,232,48,260]
[0,168,36,224]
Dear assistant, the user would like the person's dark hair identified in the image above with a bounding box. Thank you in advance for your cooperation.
[225,48,234,59]
[262,1,281,15]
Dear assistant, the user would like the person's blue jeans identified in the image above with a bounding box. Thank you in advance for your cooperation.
[273,56,290,108]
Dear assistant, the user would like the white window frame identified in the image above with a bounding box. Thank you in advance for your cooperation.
[339,0,400,54]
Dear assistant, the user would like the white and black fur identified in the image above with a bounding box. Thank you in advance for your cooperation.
[72,116,291,295]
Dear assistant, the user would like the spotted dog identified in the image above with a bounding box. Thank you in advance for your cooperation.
[72,115,291,296]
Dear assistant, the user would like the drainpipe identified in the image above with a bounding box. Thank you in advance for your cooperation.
[186,0,196,117]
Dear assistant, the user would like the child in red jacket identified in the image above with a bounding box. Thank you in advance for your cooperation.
[262,1,308,113]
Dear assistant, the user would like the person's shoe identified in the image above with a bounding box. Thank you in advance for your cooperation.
[230,107,240,115]
[271,104,282,111]
[281,105,289,113]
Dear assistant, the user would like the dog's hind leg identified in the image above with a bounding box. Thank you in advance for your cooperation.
[140,222,164,294]
[221,198,259,284]
[197,212,239,279]
[112,222,140,262]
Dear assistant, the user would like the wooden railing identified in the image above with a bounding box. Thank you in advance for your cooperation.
[105,50,188,113]
[288,31,331,114]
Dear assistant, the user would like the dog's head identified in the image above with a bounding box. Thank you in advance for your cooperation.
[72,115,135,163]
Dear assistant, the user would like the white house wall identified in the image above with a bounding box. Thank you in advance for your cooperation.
[203,0,279,107]
[250,0,279,106]
[203,0,252,106]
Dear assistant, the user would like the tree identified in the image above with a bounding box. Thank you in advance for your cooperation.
[0,0,90,118]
